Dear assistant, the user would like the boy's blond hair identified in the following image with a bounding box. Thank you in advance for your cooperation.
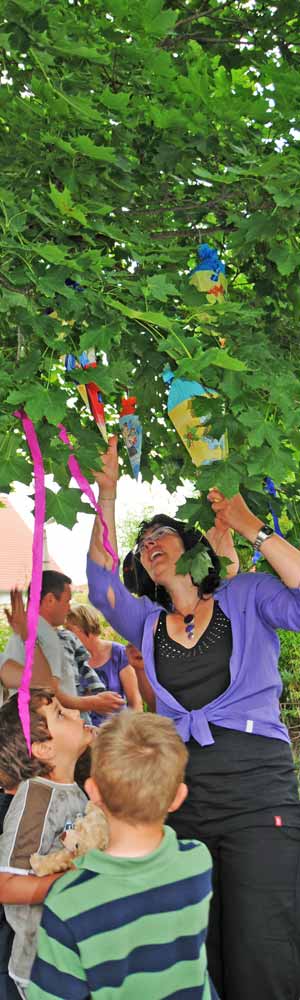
[92,710,188,824]
[66,604,101,636]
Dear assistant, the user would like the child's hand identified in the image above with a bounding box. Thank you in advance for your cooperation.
[5,589,27,641]
[90,691,125,713]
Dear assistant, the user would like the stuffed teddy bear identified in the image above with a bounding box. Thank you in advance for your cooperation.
[30,801,108,876]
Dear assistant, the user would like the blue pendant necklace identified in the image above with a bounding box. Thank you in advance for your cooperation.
[173,599,201,640]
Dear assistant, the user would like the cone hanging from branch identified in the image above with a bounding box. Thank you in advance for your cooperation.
[163,367,228,468]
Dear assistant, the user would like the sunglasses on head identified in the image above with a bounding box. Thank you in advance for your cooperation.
[135,525,179,557]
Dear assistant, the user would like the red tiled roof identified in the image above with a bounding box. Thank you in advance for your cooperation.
[0,495,60,591]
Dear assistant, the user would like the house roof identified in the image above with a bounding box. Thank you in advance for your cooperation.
[0,495,60,591]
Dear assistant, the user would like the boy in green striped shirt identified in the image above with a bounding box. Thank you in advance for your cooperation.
[29,711,218,1000]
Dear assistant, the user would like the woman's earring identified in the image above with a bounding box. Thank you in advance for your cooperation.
[154,584,158,601]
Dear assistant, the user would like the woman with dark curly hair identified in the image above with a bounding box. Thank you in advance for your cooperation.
[87,437,300,1000]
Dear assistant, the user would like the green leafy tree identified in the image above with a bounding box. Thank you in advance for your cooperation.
[1,0,300,539]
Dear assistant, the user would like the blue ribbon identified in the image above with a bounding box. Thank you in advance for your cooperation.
[252,477,283,565]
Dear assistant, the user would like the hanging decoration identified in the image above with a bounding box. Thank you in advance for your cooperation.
[163,367,228,468]
[119,397,143,480]
[64,349,108,442]
[189,243,227,304]
[14,410,46,753]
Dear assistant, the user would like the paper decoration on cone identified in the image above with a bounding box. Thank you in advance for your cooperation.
[64,349,107,442]
[189,244,226,304]
[119,397,142,480]
[163,367,228,468]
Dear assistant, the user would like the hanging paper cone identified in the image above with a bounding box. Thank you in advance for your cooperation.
[163,368,228,468]
[79,350,108,443]
[189,243,226,304]
[119,397,142,480]
[77,384,90,407]
[63,352,108,442]
[86,383,108,442]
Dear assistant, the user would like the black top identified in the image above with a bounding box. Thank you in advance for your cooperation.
[155,605,300,834]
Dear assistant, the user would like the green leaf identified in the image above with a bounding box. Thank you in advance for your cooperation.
[44,389,67,425]
[34,244,68,264]
[100,87,130,112]
[176,541,213,584]
[25,387,49,422]
[219,556,234,579]
[72,137,116,162]
[106,297,174,332]
[49,184,73,215]
[268,244,300,276]
[144,273,179,302]
[199,349,247,372]
[49,184,88,226]
[45,488,86,530]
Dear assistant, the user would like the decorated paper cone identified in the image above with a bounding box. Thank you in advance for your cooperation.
[63,351,108,442]
[189,243,226,304]
[163,368,228,468]
[119,397,142,480]
[85,383,107,442]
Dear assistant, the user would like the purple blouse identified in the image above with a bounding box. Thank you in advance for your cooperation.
[87,555,300,747]
[91,642,128,726]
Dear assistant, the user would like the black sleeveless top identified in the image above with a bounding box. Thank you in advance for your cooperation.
[155,604,300,834]
[155,602,232,710]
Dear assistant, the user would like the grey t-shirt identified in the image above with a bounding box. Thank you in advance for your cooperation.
[0,776,87,985]
[0,616,77,705]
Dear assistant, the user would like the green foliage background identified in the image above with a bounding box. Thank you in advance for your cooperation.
[0,0,300,543]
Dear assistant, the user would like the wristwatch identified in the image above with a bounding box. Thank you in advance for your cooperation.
[253,523,274,551]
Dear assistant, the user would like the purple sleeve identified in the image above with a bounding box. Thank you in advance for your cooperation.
[114,644,129,673]
[87,555,153,649]
[255,573,300,631]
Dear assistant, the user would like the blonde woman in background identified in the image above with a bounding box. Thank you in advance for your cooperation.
[66,605,142,725]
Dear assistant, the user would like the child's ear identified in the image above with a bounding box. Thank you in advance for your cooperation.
[31,740,54,764]
[85,777,104,808]
[168,782,188,814]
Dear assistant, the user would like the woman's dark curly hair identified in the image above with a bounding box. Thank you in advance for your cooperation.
[123,513,221,609]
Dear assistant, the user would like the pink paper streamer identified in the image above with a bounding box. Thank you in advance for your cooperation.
[15,410,46,753]
[58,424,118,572]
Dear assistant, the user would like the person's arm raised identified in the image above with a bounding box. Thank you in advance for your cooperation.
[208,489,300,589]
[206,512,239,578]
[2,589,55,689]
[89,436,118,569]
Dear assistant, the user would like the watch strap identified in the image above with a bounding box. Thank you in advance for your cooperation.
[253,524,274,552]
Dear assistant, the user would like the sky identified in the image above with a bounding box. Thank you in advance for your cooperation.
[9,475,191,584]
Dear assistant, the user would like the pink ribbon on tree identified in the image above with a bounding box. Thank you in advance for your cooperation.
[58,424,118,572]
[15,410,46,753]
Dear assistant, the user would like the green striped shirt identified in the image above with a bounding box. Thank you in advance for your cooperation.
[29,826,217,1000]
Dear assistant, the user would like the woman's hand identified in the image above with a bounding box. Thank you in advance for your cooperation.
[5,589,27,641]
[207,489,262,540]
[92,435,118,500]
[206,513,239,577]
[126,644,144,670]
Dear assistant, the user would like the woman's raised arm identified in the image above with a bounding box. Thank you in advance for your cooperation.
[208,489,300,589]
[89,436,119,569]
